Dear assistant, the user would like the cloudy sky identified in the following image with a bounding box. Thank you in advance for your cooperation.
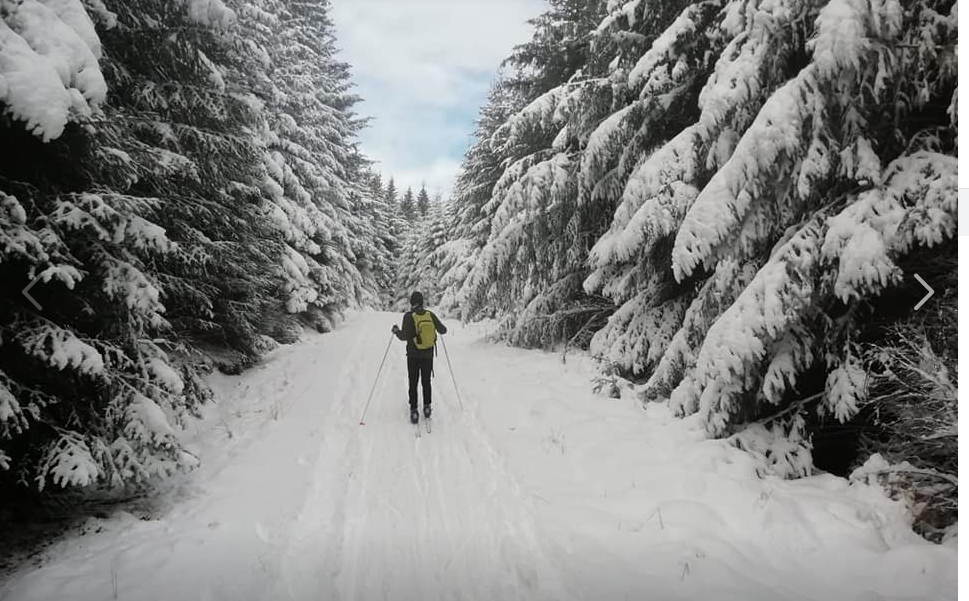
[331,0,545,199]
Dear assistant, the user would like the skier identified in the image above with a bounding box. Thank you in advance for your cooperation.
[391,291,447,424]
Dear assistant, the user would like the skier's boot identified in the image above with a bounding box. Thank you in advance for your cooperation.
[410,408,419,424]
[423,404,432,419]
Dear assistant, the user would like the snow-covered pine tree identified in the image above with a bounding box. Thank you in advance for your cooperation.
[439,82,523,313]
[503,0,607,101]
[380,176,408,256]
[400,186,416,223]
[394,198,455,309]
[447,0,956,482]
[0,0,384,497]
[363,171,400,306]
[0,0,255,493]
[384,176,399,208]
[450,83,523,245]
[451,0,620,347]
[239,0,376,332]
[96,0,290,362]
[416,184,430,218]
[585,0,956,477]
[343,157,393,311]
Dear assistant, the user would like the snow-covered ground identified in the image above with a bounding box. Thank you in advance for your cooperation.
[0,311,956,601]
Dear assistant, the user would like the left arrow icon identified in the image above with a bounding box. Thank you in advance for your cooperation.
[23,274,43,310]
[913,274,934,310]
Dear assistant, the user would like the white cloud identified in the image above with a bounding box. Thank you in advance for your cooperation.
[331,0,545,197]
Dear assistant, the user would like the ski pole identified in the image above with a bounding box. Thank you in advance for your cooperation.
[440,335,465,411]
[359,333,394,425]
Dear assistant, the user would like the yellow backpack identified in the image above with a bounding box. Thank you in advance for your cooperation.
[412,311,437,350]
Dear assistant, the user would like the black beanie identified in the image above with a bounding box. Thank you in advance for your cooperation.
[409,291,423,307]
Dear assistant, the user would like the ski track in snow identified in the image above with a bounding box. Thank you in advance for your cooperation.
[0,311,957,601]
[269,314,564,601]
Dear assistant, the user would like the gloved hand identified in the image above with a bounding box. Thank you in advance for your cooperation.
[391,325,400,334]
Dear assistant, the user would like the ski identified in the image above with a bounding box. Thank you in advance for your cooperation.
[425,417,432,434]
[411,406,421,438]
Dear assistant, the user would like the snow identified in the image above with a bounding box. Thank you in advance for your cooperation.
[40,434,101,490]
[818,151,957,303]
[76,0,117,28]
[825,354,868,423]
[674,73,819,280]
[198,50,226,93]
[0,20,75,141]
[101,259,167,328]
[0,376,27,435]
[126,394,176,441]
[118,215,171,252]
[0,312,956,600]
[180,0,237,29]
[147,357,185,395]
[21,326,104,376]
[586,126,701,273]
[809,0,902,79]
[0,0,107,140]
[37,0,102,57]
[627,3,703,93]
[37,263,83,289]
[491,86,568,153]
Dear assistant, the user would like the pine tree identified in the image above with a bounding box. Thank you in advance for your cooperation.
[380,175,407,257]
[400,187,416,222]
[450,0,620,346]
[384,177,399,207]
[445,0,957,482]
[416,184,430,217]
[439,82,523,313]
[503,0,606,100]
[241,0,376,330]
[395,200,455,309]
[585,0,956,464]
[0,0,385,497]
[0,0,268,492]
[369,172,384,200]
[362,170,400,305]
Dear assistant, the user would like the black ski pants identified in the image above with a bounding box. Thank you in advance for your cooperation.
[407,355,433,410]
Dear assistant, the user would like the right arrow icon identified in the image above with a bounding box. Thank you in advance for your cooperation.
[913,274,934,310]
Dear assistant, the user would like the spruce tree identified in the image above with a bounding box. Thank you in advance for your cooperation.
[439,82,523,312]
[384,177,399,207]
[0,0,270,492]
[400,187,416,222]
[380,175,407,257]
[362,170,400,305]
[0,0,385,497]
[416,184,431,218]
[503,0,606,100]
[241,0,375,330]
[394,200,454,309]
[445,0,957,482]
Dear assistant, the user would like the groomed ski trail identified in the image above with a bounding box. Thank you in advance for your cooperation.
[0,310,955,601]
[268,312,567,601]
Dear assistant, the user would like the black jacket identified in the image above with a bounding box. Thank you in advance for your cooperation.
[395,309,447,357]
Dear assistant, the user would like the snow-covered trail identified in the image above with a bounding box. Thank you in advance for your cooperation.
[0,311,957,601]
[0,312,566,601]
[266,314,564,601]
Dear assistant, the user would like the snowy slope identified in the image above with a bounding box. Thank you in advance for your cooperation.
[0,311,956,601]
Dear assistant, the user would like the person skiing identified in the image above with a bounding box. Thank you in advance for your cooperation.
[392,291,447,424]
